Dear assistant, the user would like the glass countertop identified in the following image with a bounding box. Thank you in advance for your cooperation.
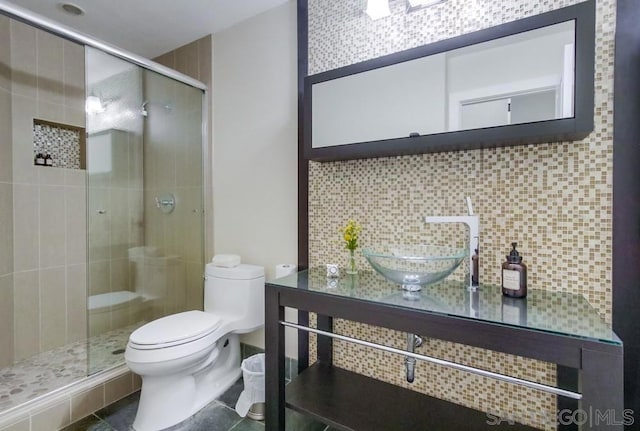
[268,268,621,345]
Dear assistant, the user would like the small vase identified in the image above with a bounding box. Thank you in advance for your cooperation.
[346,249,357,274]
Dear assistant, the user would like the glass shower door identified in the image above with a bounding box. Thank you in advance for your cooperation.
[85,47,204,374]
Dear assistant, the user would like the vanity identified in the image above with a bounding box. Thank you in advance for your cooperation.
[265,269,623,430]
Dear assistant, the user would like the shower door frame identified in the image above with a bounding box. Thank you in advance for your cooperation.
[0,3,206,91]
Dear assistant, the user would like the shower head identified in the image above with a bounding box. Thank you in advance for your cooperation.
[140,100,173,117]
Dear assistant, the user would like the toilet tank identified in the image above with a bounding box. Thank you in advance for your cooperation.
[204,263,265,333]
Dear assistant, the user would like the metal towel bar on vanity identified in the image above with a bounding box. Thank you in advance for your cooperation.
[280,320,582,400]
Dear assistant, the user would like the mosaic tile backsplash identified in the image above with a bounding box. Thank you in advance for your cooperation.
[306,0,615,429]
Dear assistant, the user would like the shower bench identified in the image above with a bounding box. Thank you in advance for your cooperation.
[265,268,624,430]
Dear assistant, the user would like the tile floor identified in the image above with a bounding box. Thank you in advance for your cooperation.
[61,378,337,431]
[0,324,139,413]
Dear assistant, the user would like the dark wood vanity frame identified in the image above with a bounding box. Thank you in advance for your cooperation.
[265,275,624,430]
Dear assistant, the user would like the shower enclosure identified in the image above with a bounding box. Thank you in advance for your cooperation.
[0,12,205,416]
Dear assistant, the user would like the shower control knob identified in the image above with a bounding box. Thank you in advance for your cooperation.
[155,194,176,214]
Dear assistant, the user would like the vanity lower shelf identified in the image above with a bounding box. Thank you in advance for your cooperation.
[286,363,538,431]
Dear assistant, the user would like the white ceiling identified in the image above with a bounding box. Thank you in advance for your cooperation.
[3,0,290,58]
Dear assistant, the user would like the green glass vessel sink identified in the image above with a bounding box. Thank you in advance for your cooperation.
[362,245,466,291]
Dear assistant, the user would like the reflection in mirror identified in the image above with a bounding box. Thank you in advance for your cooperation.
[448,21,574,131]
[311,20,575,149]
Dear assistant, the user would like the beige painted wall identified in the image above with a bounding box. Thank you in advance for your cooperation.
[211,1,298,354]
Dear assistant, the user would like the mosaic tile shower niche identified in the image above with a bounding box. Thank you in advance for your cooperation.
[33,119,86,170]
[306,0,615,429]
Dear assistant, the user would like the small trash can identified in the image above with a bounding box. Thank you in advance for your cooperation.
[235,353,266,420]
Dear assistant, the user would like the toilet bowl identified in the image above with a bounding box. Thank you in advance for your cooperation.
[124,262,265,431]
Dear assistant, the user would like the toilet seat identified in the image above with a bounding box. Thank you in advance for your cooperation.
[129,310,222,350]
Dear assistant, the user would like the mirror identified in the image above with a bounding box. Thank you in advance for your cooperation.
[304,0,594,161]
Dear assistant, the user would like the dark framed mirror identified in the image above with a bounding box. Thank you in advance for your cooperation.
[304,0,594,162]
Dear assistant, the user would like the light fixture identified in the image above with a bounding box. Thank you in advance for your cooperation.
[407,0,446,12]
[85,95,105,115]
[365,0,391,20]
[58,2,85,16]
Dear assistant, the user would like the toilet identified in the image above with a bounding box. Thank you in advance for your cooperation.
[124,262,265,431]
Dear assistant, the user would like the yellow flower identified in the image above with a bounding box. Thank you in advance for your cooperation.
[341,219,362,251]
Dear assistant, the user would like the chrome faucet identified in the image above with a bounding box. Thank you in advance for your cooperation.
[424,197,479,290]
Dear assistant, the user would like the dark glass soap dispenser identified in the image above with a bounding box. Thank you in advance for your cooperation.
[501,242,527,298]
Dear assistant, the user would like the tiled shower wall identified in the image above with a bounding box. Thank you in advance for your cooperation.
[306,0,614,429]
[0,15,14,369]
[0,17,87,367]
[85,61,145,337]
[150,35,212,313]
[85,39,207,327]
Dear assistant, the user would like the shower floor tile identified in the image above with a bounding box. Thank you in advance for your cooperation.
[0,323,143,414]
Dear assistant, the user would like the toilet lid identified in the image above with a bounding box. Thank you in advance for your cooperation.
[129,310,222,347]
